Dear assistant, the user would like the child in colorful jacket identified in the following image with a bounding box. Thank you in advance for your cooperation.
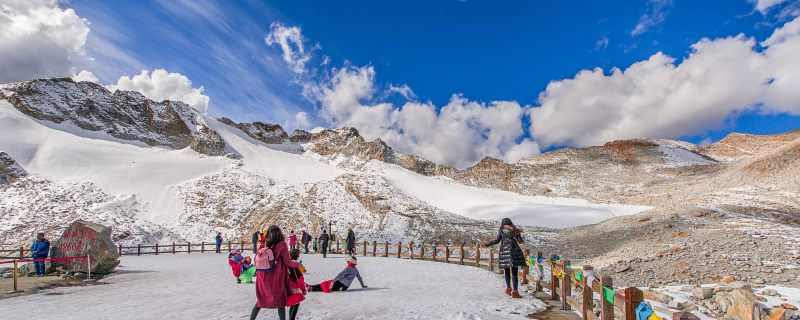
[228,249,244,283]
[308,256,367,292]
[239,256,256,283]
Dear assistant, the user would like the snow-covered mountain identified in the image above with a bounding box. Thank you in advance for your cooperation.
[0,78,645,246]
[2,78,796,248]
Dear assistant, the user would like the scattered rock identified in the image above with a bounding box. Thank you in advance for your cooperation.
[614,264,631,273]
[691,287,714,300]
[714,289,758,320]
[763,289,780,296]
[644,291,674,304]
[729,281,752,290]
[722,275,735,283]
[668,300,687,309]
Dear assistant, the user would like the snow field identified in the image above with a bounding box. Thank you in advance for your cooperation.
[0,254,546,320]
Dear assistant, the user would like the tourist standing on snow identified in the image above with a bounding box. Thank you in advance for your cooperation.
[319,230,329,258]
[346,228,356,256]
[251,230,260,254]
[30,232,50,277]
[251,225,298,320]
[215,232,223,253]
[483,218,526,298]
[301,231,311,254]
[307,255,367,292]
[289,231,297,250]
[286,249,306,320]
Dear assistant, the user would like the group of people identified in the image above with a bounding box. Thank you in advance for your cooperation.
[226,225,368,320]
[222,218,526,319]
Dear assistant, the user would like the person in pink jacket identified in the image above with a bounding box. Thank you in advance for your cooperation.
[288,231,298,250]
[250,225,299,320]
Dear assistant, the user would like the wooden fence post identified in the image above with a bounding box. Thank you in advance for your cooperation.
[372,241,377,256]
[137,244,141,256]
[475,243,481,267]
[521,249,530,284]
[363,240,367,256]
[489,249,494,272]
[19,246,24,260]
[460,245,465,265]
[445,246,450,263]
[155,243,159,255]
[550,255,559,301]
[397,242,402,258]
[581,265,593,320]
[624,287,644,320]
[562,260,572,310]
[172,242,176,254]
[188,242,192,254]
[118,244,122,256]
[535,251,543,292]
[227,241,231,252]
[200,242,203,253]
[600,275,614,320]
[432,244,437,262]
[384,242,388,257]
[240,240,244,251]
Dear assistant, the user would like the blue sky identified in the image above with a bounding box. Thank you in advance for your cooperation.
[7,0,800,166]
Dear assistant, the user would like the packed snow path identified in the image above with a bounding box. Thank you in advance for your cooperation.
[0,254,545,319]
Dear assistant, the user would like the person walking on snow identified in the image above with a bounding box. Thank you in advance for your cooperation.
[250,225,299,320]
[251,230,260,254]
[346,228,356,256]
[300,231,311,254]
[318,230,330,258]
[215,232,223,253]
[285,249,306,320]
[308,256,367,292]
[289,231,297,250]
[30,232,50,277]
[483,218,526,298]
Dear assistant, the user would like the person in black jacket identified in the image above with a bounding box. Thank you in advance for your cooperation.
[319,230,330,258]
[251,231,260,254]
[346,228,356,256]
[483,218,525,298]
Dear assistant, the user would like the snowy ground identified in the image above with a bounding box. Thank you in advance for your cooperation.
[0,254,545,320]
[381,166,650,228]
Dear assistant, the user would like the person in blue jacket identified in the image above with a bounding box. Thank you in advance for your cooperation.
[215,232,223,253]
[30,232,50,277]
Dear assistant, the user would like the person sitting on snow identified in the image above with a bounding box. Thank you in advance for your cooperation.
[239,256,256,284]
[228,249,245,283]
[308,256,367,292]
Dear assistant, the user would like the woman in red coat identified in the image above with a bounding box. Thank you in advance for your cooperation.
[250,225,299,320]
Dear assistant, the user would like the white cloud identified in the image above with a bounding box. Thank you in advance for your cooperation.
[294,111,311,129]
[71,70,98,83]
[0,0,90,83]
[387,84,416,99]
[531,17,800,148]
[265,22,311,74]
[311,66,539,168]
[594,36,610,51]
[631,0,673,36]
[753,0,791,13]
[107,69,210,114]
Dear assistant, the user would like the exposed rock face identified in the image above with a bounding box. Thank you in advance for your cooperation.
[50,220,120,274]
[3,78,231,157]
[289,129,312,144]
[0,152,25,185]
[700,129,800,161]
[218,117,288,144]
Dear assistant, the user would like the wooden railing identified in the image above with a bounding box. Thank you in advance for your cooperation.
[0,246,29,260]
[119,239,703,319]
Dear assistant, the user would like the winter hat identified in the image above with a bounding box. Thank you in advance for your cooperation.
[233,249,241,254]
[346,256,358,265]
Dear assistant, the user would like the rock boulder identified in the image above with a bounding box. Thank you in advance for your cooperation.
[50,220,120,274]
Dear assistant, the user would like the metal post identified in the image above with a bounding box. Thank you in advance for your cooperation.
[85,255,92,281]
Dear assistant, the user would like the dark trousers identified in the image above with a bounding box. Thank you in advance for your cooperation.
[252,241,258,254]
[504,267,519,290]
[289,304,299,320]
[215,243,222,253]
[250,306,284,320]
[321,246,327,258]
[310,281,348,292]
[303,242,309,254]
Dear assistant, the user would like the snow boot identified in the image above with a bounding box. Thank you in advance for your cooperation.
[237,278,241,284]
[511,290,521,298]
[505,288,512,296]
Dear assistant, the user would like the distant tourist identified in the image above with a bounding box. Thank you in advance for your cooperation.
[318,230,330,258]
[286,249,306,320]
[215,232,223,253]
[289,231,297,250]
[307,255,367,292]
[346,228,356,256]
[482,218,526,298]
[251,230,260,254]
[300,230,311,254]
[30,232,50,277]
[250,225,299,320]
